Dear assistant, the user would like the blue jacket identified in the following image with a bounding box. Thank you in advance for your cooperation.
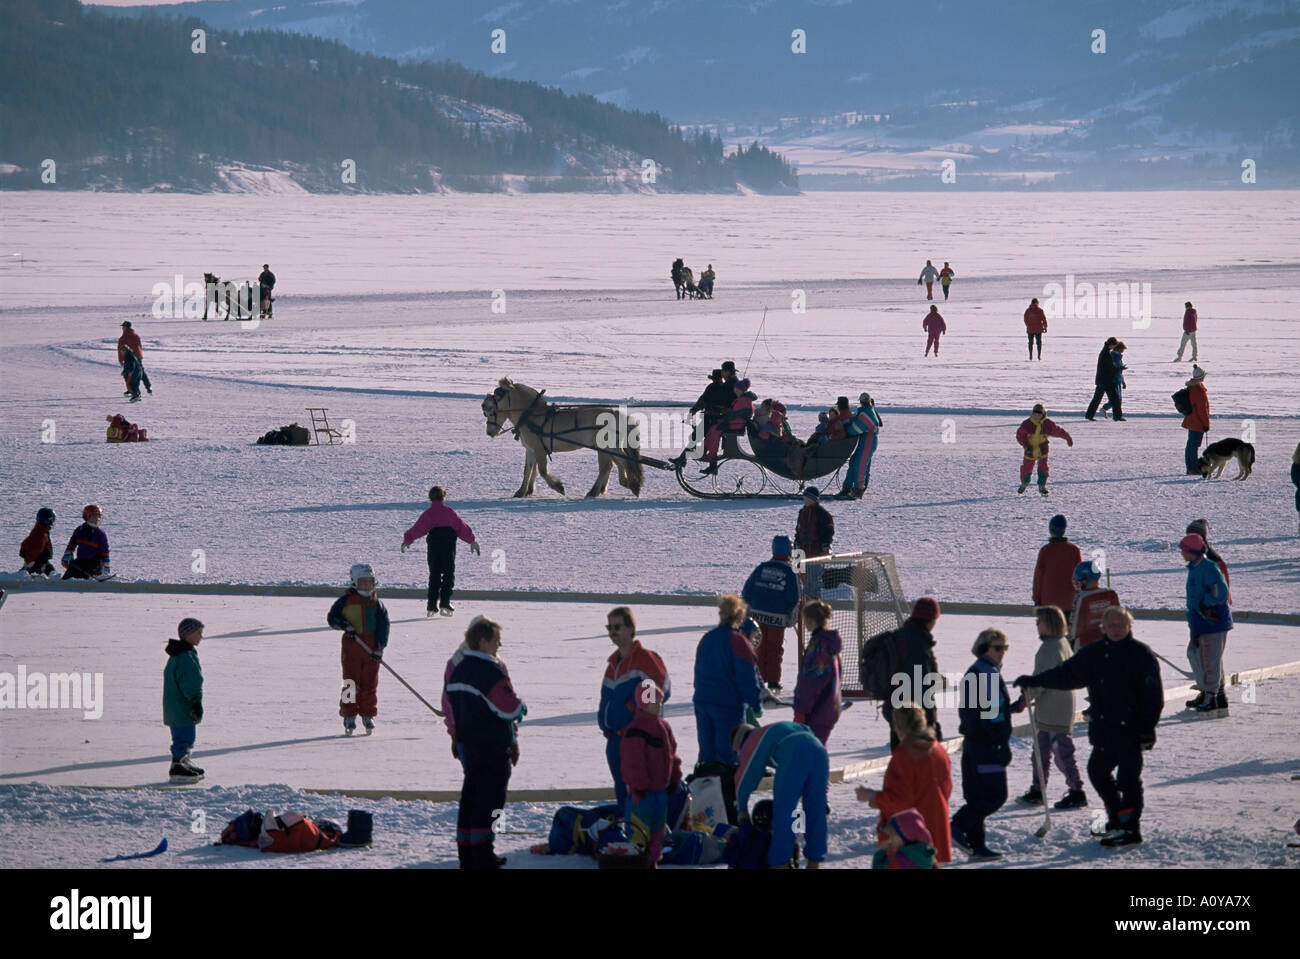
[741,558,800,627]
[445,650,526,753]
[693,623,763,712]
[1185,556,1232,637]
[957,657,1015,769]
[734,722,825,812]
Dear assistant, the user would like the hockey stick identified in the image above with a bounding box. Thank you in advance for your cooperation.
[1152,649,1196,680]
[353,635,444,717]
[1025,701,1051,839]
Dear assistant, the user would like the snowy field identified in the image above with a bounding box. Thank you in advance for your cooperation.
[1,190,1298,870]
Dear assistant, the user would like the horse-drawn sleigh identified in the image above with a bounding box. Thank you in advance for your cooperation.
[481,378,860,500]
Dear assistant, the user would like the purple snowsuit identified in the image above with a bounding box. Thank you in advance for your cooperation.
[792,628,842,746]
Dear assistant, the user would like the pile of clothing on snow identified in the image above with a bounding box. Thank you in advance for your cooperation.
[255,423,311,446]
[216,808,372,853]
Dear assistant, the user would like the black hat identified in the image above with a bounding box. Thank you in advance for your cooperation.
[803,486,820,502]
[721,361,736,372]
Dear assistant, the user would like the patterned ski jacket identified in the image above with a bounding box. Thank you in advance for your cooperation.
[445,649,527,752]
[1068,587,1120,650]
[403,502,475,548]
[741,558,800,626]
[1016,416,1071,460]
[734,722,825,813]
[63,523,109,566]
[793,628,842,731]
[692,623,763,712]
[599,641,671,736]
[327,589,390,653]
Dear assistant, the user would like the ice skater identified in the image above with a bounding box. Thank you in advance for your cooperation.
[740,536,800,695]
[163,617,206,783]
[841,391,882,497]
[327,562,391,736]
[117,321,152,400]
[939,262,955,300]
[258,263,276,318]
[1174,301,1198,362]
[922,305,946,356]
[1023,297,1047,360]
[1099,341,1127,419]
[918,260,939,300]
[1015,403,1073,495]
[401,485,480,617]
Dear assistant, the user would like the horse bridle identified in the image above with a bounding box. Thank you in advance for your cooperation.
[484,386,547,443]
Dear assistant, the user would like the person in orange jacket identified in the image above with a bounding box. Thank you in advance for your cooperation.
[1181,365,1210,474]
[1023,297,1047,360]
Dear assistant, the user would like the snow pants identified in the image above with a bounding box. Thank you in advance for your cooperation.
[61,557,103,580]
[169,725,196,763]
[768,733,829,866]
[1176,330,1197,361]
[426,532,457,611]
[605,731,629,816]
[1087,735,1143,828]
[703,416,747,460]
[1184,430,1205,473]
[1027,332,1042,359]
[695,702,746,766]
[1188,630,1228,693]
[846,433,878,490]
[924,281,934,299]
[757,624,785,686]
[456,744,512,868]
[1031,730,1083,792]
[951,750,1008,849]
[339,633,379,719]
[1020,456,1049,485]
[627,788,668,864]
[941,282,951,300]
[925,332,941,355]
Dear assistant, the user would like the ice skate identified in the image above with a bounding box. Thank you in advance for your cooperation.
[440,604,455,617]
[361,716,375,735]
[343,717,356,736]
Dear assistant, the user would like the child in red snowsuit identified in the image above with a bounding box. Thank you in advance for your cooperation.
[923,306,946,356]
[1015,404,1073,494]
[619,682,682,866]
[327,563,391,736]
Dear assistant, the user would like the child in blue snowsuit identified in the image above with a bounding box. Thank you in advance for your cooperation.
[734,721,829,868]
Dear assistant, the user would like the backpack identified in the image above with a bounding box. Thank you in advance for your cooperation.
[860,629,907,700]
[1171,388,1193,415]
[257,811,341,853]
[218,809,263,847]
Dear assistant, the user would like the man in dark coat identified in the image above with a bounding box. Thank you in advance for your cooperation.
[794,487,834,599]
[690,369,734,433]
[881,597,944,746]
[1085,337,1121,420]
[1013,605,1163,847]
[258,263,276,318]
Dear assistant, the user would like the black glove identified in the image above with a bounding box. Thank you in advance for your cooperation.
[192,702,203,723]
[370,646,383,663]
[451,741,459,760]
[509,742,520,767]
[1140,729,1156,751]
[1012,674,1034,688]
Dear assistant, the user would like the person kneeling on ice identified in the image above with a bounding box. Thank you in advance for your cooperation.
[1015,403,1073,495]
[327,563,391,736]
[61,505,110,580]
[401,485,479,618]
[1013,605,1162,848]
[733,722,829,869]
[19,507,56,577]
[620,682,683,867]
[164,618,206,784]
[445,616,527,869]
[872,808,938,870]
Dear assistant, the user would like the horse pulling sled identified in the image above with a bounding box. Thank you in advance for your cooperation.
[482,379,859,500]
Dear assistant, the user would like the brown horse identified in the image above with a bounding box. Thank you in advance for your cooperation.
[482,378,644,498]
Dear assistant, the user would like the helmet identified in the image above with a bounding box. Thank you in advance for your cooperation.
[349,563,376,596]
[82,505,103,522]
[1073,560,1101,586]
[36,508,55,526]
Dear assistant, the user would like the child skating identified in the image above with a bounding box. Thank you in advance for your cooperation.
[327,563,391,736]
[401,486,479,617]
[1015,404,1073,495]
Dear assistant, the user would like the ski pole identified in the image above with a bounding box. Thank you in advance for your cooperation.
[353,635,444,717]
[1025,699,1051,839]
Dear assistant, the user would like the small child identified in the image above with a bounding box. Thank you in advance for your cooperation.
[61,505,110,580]
[164,617,206,783]
[1021,605,1087,809]
[792,600,842,748]
[327,563,390,736]
[620,682,683,867]
[871,809,937,869]
[1101,342,1127,418]
[401,486,479,618]
[20,508,56,577]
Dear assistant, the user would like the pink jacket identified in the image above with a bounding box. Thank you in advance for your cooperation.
[620,709,683,796]
[922,312,946,334]
[403,502,475,547]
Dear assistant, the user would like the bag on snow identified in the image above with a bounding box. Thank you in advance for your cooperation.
[257,811,342,853]
[1171,388,1193,416]
[218,809,264,847]
[859,628,907,700]
[545,803,623,856]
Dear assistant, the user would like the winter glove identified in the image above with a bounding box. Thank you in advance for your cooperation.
[1010,694,1027,713]
[470,541,481,556]
[1012,674,1034,688]
[855,785,876,805]
[508,742,520,767]
[451,741,459,760]
[1066,437,1074,447]
[400,541,409,553]
[192,701,203,723]
[1140,729,1156,751]
[370,646,383,663]
[61,550,72,568]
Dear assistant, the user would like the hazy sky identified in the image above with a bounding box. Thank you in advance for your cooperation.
[90,1,199,6]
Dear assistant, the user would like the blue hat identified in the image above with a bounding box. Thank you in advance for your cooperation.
[1049,514,1067,534]
[772,535,792,556]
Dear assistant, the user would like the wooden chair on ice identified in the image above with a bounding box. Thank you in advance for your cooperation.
[306,408,344,445]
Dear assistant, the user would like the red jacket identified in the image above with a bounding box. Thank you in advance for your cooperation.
[1016,416,1071,460]
[1183,307,1198,332]
[1023,305,1047,334]
[922,311,946,335]
[1181,382,1209,433]
[1069,588,1120,650]
[873,739,953,864]
[1032,537,1082,611]
[117,329,143,365]
[20,524,51,564]
[620,709,682,796]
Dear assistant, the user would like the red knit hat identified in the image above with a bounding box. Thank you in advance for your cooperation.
[1179,533,1207,554]
[912,597,941,621]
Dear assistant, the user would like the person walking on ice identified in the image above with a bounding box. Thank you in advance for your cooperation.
[117,321,152,401]
[328,563,391,736]
[922,305,946,356]
[939,262,955,300]
[1023,297,1047,360]
[1016,403,1073,495]
[402,485,479,617]
[258,264,276,318]
[918,260,939,300]
[1174,301,1198,362]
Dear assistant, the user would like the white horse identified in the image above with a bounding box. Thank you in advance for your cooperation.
[482,378,644,498]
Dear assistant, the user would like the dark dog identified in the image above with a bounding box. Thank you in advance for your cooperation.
[1196,438,1255,480]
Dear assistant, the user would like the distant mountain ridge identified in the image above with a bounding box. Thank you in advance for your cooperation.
[90,0,1300,187]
